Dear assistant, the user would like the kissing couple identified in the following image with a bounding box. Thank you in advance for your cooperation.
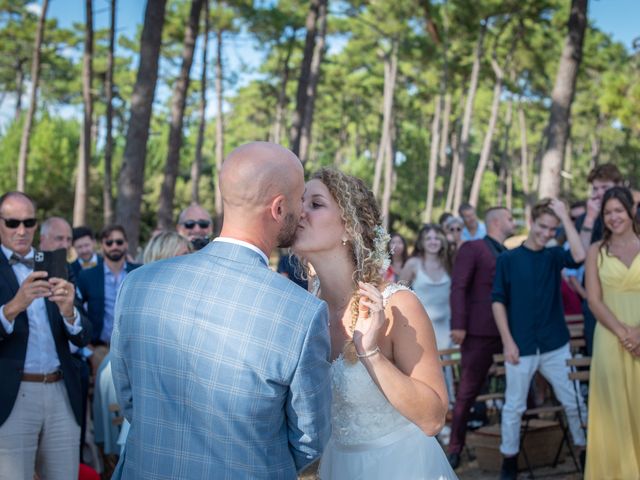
[110,142,457,479]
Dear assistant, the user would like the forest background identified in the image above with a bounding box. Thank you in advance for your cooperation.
[0,0,638,253]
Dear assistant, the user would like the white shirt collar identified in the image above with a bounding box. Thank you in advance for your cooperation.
[1,244,34,261]
[213,237,269,266]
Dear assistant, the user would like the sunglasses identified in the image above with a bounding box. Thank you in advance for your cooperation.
[104,239,125,247]
[182,220,211,230]
[0,217,37,229]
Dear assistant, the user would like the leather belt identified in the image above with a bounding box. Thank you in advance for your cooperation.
[22,371,63,383]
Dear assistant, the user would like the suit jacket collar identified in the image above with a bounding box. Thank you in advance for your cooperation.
[0,249,20,298]
[203,239,269,268]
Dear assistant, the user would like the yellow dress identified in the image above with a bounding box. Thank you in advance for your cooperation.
[585,252,640,480]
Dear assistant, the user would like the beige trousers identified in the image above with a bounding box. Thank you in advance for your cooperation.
[0,381,80,480]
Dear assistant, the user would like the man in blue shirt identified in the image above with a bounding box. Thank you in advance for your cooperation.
[492,199,587,480]
[459,203,487,241]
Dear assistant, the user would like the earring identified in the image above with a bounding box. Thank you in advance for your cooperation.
[341,239,347,246]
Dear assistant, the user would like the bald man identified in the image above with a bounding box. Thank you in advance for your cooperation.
[39,217,73,252]
[176,203,214,249]
[111,142,332,480]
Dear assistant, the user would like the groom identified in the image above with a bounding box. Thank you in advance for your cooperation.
[110,142,332,479]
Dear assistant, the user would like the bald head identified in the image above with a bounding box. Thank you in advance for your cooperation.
[40,216,72,252]
[220,142,303,211]
[485,207,515,243]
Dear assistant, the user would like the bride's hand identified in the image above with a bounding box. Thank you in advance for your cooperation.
[352,282,386,354]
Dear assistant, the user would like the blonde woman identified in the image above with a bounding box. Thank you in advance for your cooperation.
[293,168,455,479]
[142,231,191,264]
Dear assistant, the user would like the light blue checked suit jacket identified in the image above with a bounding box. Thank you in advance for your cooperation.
[110,241,332,479]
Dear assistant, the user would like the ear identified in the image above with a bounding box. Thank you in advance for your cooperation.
[270,194,286,224]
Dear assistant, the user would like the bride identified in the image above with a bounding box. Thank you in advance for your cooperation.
[293,168,457,479]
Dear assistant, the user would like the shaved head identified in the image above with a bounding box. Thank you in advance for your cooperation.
[220,142,303,210]
[218,142,305,253]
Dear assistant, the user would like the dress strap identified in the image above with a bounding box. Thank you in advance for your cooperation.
[382,283,412,307]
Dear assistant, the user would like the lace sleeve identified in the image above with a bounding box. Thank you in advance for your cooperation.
[381,283,413,308]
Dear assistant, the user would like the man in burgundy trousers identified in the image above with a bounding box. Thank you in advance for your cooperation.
[447,207,515,469]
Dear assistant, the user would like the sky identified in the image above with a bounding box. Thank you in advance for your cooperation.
[2,0,638,129]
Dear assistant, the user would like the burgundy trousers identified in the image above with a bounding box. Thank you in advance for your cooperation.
[448,334,502,455]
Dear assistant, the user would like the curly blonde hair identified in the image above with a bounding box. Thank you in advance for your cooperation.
[311,168,387,362]
[311,168,384,286]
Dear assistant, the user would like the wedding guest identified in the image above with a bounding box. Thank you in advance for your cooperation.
[293,168,455,479]
[142,231,191,264]
[492,199,587,479]
[447,207,515,469]
[0,192,90,480]
[39,217,73,252]
[70,227,100,278]
[459,204,486,241]
[584,187,640,479]
[400,224,453,350]
[444,216,464,252]
[176,203,213,250]
[384,232,407,282]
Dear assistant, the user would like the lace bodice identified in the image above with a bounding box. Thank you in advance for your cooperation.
[329,283,414,446]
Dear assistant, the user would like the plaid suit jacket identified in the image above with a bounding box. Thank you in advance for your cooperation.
[111,241,332,479]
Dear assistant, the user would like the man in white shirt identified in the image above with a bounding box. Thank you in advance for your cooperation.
[0,192,91,480]
[459,203,487,241]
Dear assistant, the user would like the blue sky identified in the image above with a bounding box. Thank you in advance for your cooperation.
[2,0,637,129]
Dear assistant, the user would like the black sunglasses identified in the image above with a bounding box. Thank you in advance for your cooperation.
[182,220,211,230]
[0,217,37,229]
[104,239,125,247]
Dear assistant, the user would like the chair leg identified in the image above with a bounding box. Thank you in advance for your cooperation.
[520,418,535,479]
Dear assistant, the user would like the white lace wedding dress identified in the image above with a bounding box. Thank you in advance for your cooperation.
[318,284,457,480]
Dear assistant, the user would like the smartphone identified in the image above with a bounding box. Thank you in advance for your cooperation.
[34,249,68,280]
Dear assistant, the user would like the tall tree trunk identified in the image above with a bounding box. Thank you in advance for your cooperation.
[272,32,296,144]
[16,0,49,192]
[290,0,322,156]
[518,104,532,223]
[538,0,588,199]
[298,0,328,165]
[445,130,459,212]
[454,22,486,211]
[116,0,168,253]
[423,95,441,222]
[438,93,451,169]
[213,22,224,223]
[102,0,117,225]
[73,0,93,227]
[381,119,395,230]
[469,57,503,207]
[157,0,204,231]
[497,97,513,206]
[563,136,573,195]
[14,62,25,121]
[191,0,209,205]
[506,168,513,210]
[373,42,398,199]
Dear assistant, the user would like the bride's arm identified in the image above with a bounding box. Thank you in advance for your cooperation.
[357,289,448,436]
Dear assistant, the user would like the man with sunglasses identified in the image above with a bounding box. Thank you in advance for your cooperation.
[176,203,213,250]
[76,226,140,354]
[0,192,91,480]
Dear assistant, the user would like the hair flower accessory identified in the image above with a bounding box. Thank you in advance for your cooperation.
[373,225,391,273]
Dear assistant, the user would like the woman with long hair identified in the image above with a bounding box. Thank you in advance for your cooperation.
[584,186,640,478]
[293,168,456,479]
[400,224,453,351]
[384,233,408,282]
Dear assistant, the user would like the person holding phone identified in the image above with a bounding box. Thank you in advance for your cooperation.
[0,191,91,480]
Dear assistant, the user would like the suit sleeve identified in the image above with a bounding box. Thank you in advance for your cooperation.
[286,301,332,472]
[111,278,133,422]
[450,243,476,331]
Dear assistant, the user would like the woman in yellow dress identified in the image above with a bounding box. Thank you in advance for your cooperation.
[585,186,640,479]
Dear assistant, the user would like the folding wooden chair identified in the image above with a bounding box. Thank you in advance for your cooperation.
[491,353,580,478]
[566,356,590,437]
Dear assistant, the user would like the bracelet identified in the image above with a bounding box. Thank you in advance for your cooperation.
[356,346,380,358]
